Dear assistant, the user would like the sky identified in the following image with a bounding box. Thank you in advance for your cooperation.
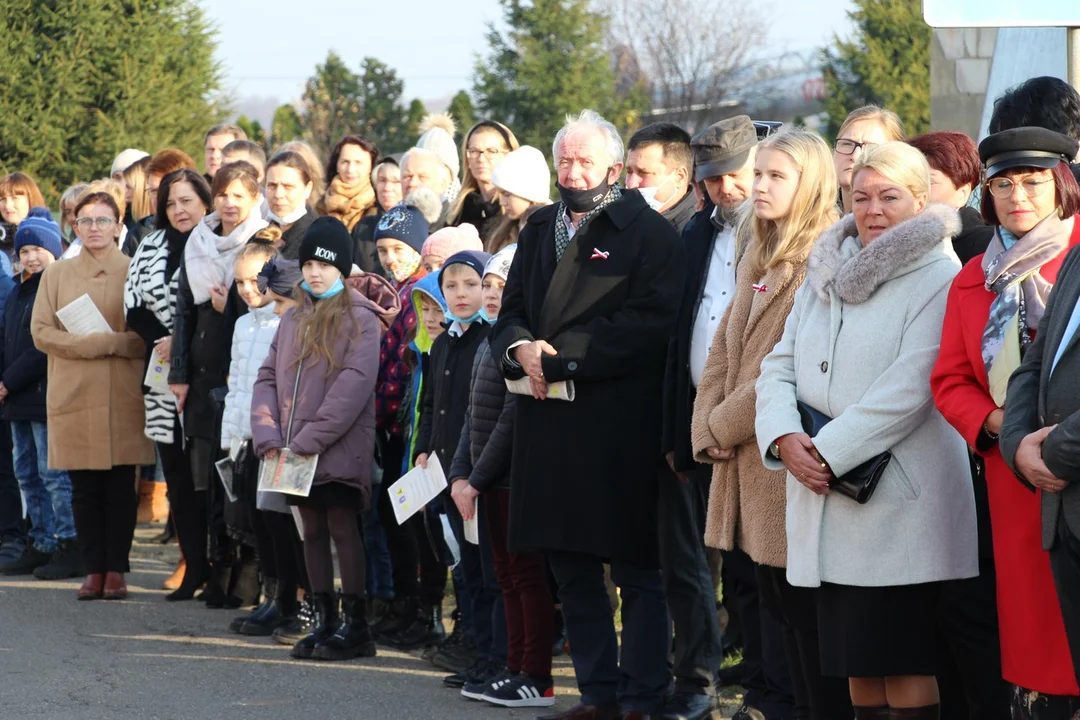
[202,0,854,122]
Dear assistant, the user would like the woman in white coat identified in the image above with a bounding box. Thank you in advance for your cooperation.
[755,142,978,719]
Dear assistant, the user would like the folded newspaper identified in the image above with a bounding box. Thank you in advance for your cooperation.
[257,448,318,497]
[505,377,575,401]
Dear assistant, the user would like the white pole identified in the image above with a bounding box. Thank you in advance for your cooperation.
[1070,27,1080,92]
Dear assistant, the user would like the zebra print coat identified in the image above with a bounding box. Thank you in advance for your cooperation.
[124,229,183,443]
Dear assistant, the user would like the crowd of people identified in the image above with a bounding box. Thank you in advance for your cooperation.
[0,74,1079,720]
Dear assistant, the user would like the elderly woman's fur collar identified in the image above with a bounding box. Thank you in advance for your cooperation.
[806,203,961,304]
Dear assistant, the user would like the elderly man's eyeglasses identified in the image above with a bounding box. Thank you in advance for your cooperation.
[986,176,1054,200]
[74,217,116,231]
[834,139,877,156]
[466,148,508,160]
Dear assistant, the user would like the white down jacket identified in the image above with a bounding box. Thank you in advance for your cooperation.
[222,303,280,451]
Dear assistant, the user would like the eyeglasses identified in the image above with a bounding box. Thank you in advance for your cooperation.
[74,217,117,231]
[835,139,877,156]
[466,148,508,160]
[986,176,1054,200]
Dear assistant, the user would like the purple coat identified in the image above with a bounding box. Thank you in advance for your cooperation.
[251,288,381,507]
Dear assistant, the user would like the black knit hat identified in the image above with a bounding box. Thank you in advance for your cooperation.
[299,216,354,279]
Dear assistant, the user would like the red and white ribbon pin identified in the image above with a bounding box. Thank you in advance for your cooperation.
[752,283,768,293]
[591,248,610,260]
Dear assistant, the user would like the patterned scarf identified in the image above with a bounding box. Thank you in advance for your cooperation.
[981,212,1070,403]
[554,185,622,262]
[323,176,375,231]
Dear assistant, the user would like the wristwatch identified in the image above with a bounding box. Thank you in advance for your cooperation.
[769,440,782,459]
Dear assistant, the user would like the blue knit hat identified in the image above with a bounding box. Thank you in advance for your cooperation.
[373,203,429,254]
[15,207,63,261]
[438,250,493,290]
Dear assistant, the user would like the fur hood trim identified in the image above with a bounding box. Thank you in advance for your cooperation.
[807,203,961,304]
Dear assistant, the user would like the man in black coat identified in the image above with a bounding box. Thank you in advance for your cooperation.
[661,116,795,720]
[490,109,685,720]
[624,123,699,235]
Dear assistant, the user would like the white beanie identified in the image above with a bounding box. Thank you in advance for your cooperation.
[484,243,517,282]
[492,146,550,205]
[416,113,460,179]
[111,148,150,177]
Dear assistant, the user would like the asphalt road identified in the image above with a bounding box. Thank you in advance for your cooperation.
[0,527,585,720]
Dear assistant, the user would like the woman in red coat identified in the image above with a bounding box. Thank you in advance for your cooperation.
[931,127,1080,716]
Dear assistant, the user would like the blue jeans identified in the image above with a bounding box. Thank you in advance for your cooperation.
[11,420,75,552]
[363,480,395,600]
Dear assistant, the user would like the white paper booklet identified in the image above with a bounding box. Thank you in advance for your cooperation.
[388,452,447,526]
[257,448,318,497]
[505,377,576,401]
[463,497,479,545]
[55,293,111,335]
[143,353,171,393]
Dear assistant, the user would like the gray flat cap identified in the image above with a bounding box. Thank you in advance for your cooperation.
[691,115,757,181]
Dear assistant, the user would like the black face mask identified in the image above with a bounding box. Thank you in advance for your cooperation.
[557,174,613,214]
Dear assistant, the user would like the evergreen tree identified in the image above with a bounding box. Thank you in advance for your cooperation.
[447,91,477,139]
[300,51,363,157]
[473,0,635,150]
[270,105,304,149]
[355,58,410,153]
[236,116,267,150]
[821,0,930,139]
[406,99,428,141]
[0,0,225,201]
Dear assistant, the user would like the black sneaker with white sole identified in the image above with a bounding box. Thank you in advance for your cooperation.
[481,673,556,708]
[461,668,515,701]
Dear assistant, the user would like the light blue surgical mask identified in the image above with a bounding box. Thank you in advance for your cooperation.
[301,277,345,299]
[445,307,486,325]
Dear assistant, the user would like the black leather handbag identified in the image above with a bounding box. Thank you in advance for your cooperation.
[797,401,892,504]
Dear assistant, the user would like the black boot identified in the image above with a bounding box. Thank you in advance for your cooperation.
[314,594,377,661]
[32,540,83,580]
[889,706,940,719]
[199,562,233,608]
[290,592,338,660]
[383,603,445,651]
[372,597,414,639]
[229,578,275,633]
[240,578,291,636]
[274,592,315,645]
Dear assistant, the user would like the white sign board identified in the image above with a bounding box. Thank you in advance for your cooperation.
[924,0,1080,28]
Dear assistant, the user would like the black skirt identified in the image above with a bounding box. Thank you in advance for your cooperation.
[817,581,942,677]
[286,481,364,511]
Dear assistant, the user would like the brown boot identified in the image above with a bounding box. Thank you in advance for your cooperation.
[163,556,186,591]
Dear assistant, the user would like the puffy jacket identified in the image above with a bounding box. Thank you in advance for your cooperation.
[222,303,280,451]
[0,272,42,422]
[448,339,515,491]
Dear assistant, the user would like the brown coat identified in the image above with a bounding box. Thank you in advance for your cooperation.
[690,248,810,568]
[32,244,155,471]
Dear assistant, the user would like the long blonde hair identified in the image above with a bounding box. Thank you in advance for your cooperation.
[292,287,361,375]
[123,156,152,220]
[739,128,840,281]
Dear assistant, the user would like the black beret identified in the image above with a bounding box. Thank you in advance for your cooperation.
[978,126,1079,179]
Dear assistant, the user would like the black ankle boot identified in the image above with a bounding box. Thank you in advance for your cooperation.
[290,592,338,660]
[854,707,891,719]
[372,597,413,638]
[889,706,940,720]
[383,602,444,651]
[200,562,233,608]
[274,592,315,645]
[314,594,377,661]
[240,579,291,636]
[230,578,276,633]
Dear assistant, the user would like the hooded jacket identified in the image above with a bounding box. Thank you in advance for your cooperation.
[402,273,447,474]
[375,269,427,436]
[251,288,382,506]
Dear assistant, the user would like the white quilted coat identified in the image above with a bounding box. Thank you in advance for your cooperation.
[223,303,280,451]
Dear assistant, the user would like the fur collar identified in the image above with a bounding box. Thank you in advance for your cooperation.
[807,203,961,304]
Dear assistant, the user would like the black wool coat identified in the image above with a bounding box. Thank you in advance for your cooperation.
[278,207,318,260]
[0,273,47,423]
[490,192,686,567]
[661,206,717,471]
[953,206,994,267]
[414,320,490,469]
[448,339,516,491]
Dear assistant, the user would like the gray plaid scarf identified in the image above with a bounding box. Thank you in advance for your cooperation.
[554,185,622,262]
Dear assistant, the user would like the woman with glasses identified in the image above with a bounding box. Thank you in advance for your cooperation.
[932,127,1080,717]
[31,192,154,601]
[832,106,905,213]
[448,121,519,240]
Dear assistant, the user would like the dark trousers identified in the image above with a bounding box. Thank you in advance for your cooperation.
[444,490,505,660]
[0,420,24,540]
[69,465,137,574]
[723,547,794,719]
[757,564,852,720]
[1049,506,1080,689]
[548,551,670,713]
[658,462,723,696]
[936,557,1010,720]
[157,420,207,588]
[487,488,553,678]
